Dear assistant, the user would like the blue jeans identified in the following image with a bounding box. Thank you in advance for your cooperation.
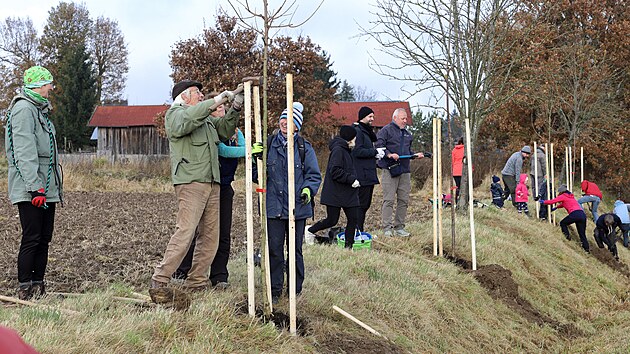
[621,223,630,247]
[577,195,600,222]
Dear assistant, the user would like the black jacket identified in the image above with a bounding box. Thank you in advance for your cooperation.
[351,122,379,186]
[491,182,504,200]
[596,213,622,232]
[320,136,360,208]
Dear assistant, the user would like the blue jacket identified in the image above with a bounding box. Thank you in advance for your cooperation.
[376,122,414,173]
[614,200,630,224]
[351,122,379,186]
[218,129,245,185]
[265,133,321,220]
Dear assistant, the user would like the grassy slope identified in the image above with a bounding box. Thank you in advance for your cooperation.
[2,200,630,353]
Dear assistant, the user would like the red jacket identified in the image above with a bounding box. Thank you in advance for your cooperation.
[544,192,582,214]
[451,144,465,177]
[580,180,603,200]
[515,174,529,202]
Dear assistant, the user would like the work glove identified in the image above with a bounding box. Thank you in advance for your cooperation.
[252,142,263,160]
[29,188,47,208]
[538,199,546,204]
[534,195,540,201]
[375,147,385,159]
[300,187,311,205]
[214,90,234,104]
[232,92,244,111]
[423,152,433,158]
[352,180,360,188]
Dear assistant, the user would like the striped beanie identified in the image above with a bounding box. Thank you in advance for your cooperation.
[280,101,304,131]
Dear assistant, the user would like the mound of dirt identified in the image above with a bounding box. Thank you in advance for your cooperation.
[316,331,405,354]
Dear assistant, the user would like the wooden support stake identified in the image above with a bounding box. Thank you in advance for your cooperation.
[437,118,443,256]
[432,117,438,256]
[244,80,255,317]
[253,84,273,313]
[580,147,584,183]
[0,295,79,315]
[534,142,539,219]
[544,143,551,224]
[464,118,477,270]
[285,74,297,335]
[565,146,569,188]
[333,306,387,340]
[550,143,556,225]
[568,146,573,192]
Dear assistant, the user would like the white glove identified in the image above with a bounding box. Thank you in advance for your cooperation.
[214,90,235,103]
[352,180,360,188]
[375,147,386,160]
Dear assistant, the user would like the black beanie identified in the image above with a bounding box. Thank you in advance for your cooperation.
[358,106,374,121]
[339,125,357,141]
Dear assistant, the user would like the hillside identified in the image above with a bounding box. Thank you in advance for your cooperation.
[2,180,630,352]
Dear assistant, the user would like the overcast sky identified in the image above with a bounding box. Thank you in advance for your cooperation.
[3,0,428,110]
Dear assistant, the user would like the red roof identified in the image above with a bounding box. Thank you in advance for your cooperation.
[327,101,412,127]
[87,101,412,128]
[88,105,169,127]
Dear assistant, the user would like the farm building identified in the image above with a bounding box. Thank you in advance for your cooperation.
[87,101,411,157]
[88,105,169,156]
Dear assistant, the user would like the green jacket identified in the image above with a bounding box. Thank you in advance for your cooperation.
[165,99,240,185]
[4,93,63,204]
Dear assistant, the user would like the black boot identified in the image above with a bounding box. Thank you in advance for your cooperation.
[18,283,32,301]
[31,281,46,299]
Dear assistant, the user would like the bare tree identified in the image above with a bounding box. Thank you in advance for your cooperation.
[90,16,129,105]
[226,0,323,315]
[353,85,379,101]
[361,0,535,207]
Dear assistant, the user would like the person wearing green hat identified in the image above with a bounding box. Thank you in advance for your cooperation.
[4,65,62,300]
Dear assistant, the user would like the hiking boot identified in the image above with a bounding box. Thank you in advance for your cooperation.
[272,295,280,305]
[31,281,46,299]
[213,282,230,290]
[18,284,32,301]
[395,229,411,237]
[150,280,168,289]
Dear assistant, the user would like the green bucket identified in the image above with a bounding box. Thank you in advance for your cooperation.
[336,231,372,250]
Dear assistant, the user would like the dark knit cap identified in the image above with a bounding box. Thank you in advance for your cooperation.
[358,106,374,121]
[339,125,357,141]
[492,175,500,183]
[172,80,202,100]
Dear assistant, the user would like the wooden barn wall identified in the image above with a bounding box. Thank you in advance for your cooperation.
[97,126,169,155]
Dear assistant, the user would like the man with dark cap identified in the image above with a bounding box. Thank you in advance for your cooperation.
[501,145,532,207]
[351,106,383,231]
[307,125,360,249]
[150,80,243,293]
[5,66,62,300]
[376,108,424,237]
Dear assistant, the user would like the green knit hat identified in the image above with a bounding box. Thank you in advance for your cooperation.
[24,66,53,88]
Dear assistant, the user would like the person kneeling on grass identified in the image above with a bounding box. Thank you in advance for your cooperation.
[540,184,589,253]
[593,213,623,260]
[306,126,360,249]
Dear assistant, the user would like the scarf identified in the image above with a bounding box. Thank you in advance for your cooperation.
[23,87,49,105]
[358,121,377,142]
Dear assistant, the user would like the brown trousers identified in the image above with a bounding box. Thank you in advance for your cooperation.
[152,182,220,287]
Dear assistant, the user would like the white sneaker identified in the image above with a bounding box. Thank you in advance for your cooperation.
[395,229,411,237]
[304,226,316,245]
[383,230,393,237]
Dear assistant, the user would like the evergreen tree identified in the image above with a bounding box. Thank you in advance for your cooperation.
[51,43,97,151]
[337,80,355,101]
[314,50,339,92]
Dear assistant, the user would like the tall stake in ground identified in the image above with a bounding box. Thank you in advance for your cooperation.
[432,117,438,256]
[544,143,551,224]
[285,74,297,335]
[437,118,443,256]
[580,147,584,183]
[550,143,556,225]
[465,118,477,270]
[446,73,456,256]
[244,81,255,317]
[534,142,539,219]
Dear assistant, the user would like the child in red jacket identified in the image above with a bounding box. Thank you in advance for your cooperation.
[578,180,603,222]
[541,184,589,252]
[515,174,530,216]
